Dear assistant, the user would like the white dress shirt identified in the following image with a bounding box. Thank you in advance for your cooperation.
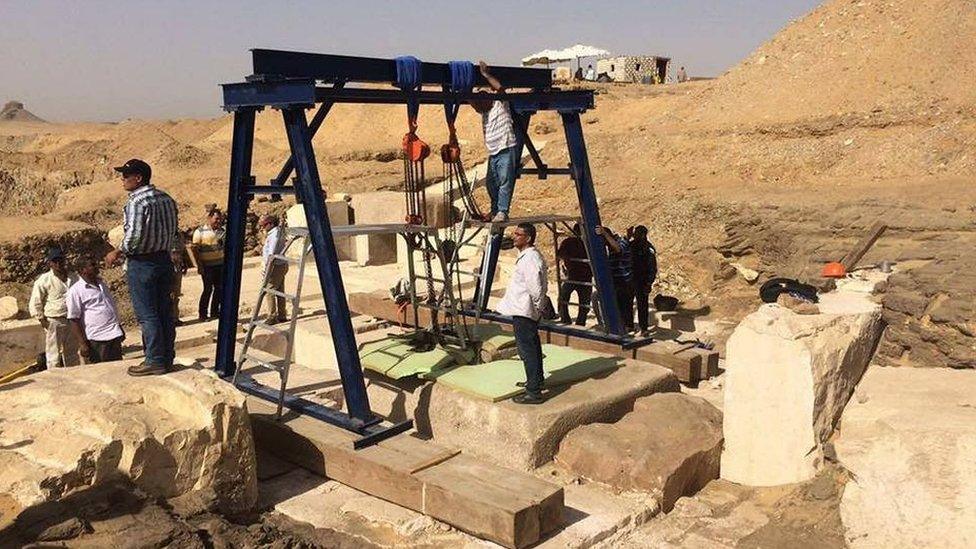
[262,226,286,270]
[496,246,548,321]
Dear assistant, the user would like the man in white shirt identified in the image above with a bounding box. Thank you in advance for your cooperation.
[496,223,548,404]
[67,257,125,363]
[260,214,289,323]
[470,61,518,223]
[28,246,80,368]
[585,64,596,81]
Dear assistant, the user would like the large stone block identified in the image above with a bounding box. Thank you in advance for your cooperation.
[555,393,722,512]
[354,232,397,266]
[0,363,258,514]
[720,291,883,486]
[836,367,976,548]
[285,200,352,260]
[0,318,44,371]
[351,191,452,228]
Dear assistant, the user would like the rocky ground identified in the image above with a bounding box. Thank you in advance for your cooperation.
[0,480,371,549]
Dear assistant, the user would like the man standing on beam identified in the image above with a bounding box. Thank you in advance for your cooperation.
[471,61,518,223]
[496,223,548,404]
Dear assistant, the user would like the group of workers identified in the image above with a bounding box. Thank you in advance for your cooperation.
[29,158,287,373]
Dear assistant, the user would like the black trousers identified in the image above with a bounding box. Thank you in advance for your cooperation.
[512,315,544,394]
[635,287,651,331]
[558,281,592,326]
[89,336,124,363]
[198,264,223,319]
[615,282,635,331]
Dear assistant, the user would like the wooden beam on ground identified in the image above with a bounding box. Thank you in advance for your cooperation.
[248,397,562,548]
[840,221,887,272]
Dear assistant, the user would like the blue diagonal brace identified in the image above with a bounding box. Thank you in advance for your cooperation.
[560,112,625,335]
[280,106,375,423]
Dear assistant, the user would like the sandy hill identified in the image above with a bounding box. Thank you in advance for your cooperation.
[0,101,46,123]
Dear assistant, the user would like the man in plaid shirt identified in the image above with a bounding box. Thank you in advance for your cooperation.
[104,159,181,376]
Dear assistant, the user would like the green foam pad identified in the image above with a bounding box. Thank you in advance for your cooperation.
[468,324,517,351]
[424,344,621,402]
[359,337,472,380]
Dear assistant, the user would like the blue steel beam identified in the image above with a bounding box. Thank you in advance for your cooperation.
[561,112,626,335]
[222,83,595,114]
[474,233,503,310]
[251,49,552,89]
[280,106,375,423]
[215,108,257,377]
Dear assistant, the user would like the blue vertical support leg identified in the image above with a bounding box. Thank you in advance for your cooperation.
[280,106,374,424]
[216,107,257,377]
[560,111,625,335]
[474,232,502,310]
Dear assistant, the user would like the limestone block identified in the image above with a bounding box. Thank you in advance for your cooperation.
[721,291,883,486]
[285,200,352,260]
[0,364,258,514]
[351,191,451,228]
[555,393,723,511]
[107,224,125,249]
[0,318,44,368]
[363,359,680,471]
[836,367,976,548]
[0,295,20,320]
[354,232,397,267]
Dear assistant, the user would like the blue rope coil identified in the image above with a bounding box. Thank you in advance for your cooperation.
[444,61,475,125]
[448,61,475,93]
[394,56,422,91]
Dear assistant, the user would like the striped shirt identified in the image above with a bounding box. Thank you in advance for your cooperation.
[121,184,179,256]
[192,225,225,266]
[481,101,517,156]
[609,237,633,284]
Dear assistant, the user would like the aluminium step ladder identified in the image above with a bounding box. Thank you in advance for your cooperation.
[232,226,312,418]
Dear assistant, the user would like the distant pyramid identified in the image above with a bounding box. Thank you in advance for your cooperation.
[0,101,46,123]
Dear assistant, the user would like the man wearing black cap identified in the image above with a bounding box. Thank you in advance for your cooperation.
[104,159,180,376]
[29,246,80,367]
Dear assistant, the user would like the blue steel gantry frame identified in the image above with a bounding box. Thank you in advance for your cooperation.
[215,49,641,436]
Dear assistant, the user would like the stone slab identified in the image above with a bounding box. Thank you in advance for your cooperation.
[556,393,723,512]
[0,318,44,371]
[721,290,883,486]
[0,361,257,514]
[835,367,976,548]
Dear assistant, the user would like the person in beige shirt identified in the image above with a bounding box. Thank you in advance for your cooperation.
[29,246,80,367]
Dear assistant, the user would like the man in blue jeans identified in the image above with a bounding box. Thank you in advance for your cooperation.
[104,159,180,376]
[471,61,518,223]
[496,223,548,404]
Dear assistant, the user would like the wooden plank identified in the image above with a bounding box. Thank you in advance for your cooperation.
[634,341,703,383]
[840,221,887,271]
[247,397,562,548]
[249,398,426,508]
[415,454,564,548]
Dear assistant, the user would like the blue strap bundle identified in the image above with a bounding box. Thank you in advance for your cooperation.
[395,56,422,122]
[444,60,475,124]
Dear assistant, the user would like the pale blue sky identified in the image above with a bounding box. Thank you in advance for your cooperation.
[0,0,821,122]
